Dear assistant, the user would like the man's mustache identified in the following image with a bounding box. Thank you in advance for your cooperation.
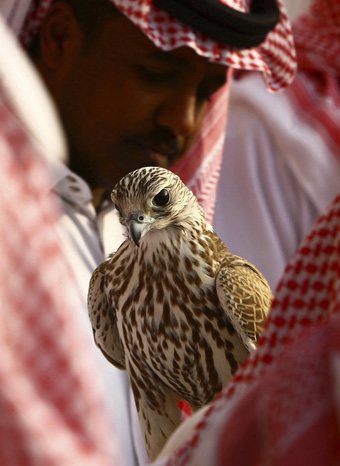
[128,130,184,160]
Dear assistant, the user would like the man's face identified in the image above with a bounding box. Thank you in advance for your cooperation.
[48,11,228,190]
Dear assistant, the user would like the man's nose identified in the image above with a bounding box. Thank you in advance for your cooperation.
[155,93,199,137]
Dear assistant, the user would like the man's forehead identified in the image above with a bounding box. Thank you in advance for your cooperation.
[146,50,196,68]
[99,14,227,78]
[145,48,228,74]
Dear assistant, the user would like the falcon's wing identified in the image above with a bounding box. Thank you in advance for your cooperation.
[216,255,273,352]
[88,261,126,369]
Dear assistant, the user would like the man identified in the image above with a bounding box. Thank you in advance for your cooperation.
[24,0,296,208]
[1,0,296,464]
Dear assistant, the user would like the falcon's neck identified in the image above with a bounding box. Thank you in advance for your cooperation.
[138,220,221,280]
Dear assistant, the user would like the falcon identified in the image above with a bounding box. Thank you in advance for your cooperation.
[88,166,273,461]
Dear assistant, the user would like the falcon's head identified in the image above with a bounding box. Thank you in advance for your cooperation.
[111,167,205,246]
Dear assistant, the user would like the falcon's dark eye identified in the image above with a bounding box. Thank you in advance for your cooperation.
[152,189,170,207]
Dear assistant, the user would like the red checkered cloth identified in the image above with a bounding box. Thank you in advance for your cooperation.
[216,314,340,466]
[286,0,340,160]
[16,0,297,223]
[165,193,340,464]
[0,91,121,465]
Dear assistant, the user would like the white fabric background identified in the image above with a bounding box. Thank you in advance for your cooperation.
[284,0,313,18]
[213,72,340,291]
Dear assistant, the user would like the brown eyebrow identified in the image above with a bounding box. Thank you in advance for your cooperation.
[146,51,193,69]
[145,50,228,90]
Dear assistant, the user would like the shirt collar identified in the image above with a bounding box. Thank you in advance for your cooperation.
[47,158,94,209]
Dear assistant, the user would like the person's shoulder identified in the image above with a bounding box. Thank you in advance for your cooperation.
[230,71,288,112]
[228,70,299,140]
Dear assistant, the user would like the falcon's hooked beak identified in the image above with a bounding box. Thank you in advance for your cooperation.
[129,220,144,246]
[128,215,153,247]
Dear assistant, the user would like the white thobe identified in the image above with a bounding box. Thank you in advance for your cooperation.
[48,160,149,466]
[214,72,340,291]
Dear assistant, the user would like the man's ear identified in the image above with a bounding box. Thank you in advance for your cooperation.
[38,1,83,70]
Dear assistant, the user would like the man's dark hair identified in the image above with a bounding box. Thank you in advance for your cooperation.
[29,0,120,58]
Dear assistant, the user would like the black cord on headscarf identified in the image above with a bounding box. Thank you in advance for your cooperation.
[153,0,280,48]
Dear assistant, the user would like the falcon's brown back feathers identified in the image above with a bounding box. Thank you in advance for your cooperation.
[88,167,273,461]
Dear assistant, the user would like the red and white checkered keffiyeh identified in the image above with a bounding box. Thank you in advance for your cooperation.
[14,0,296,223]
[0,88,121,464]
[162,193,340,464]
[19,0,296,92]
[286,0,340,161]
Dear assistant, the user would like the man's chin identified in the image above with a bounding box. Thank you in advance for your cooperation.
[89,156,177,192]
[143,152,173,169]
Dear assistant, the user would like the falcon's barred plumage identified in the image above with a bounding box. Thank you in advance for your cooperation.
[88,167,273,460]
